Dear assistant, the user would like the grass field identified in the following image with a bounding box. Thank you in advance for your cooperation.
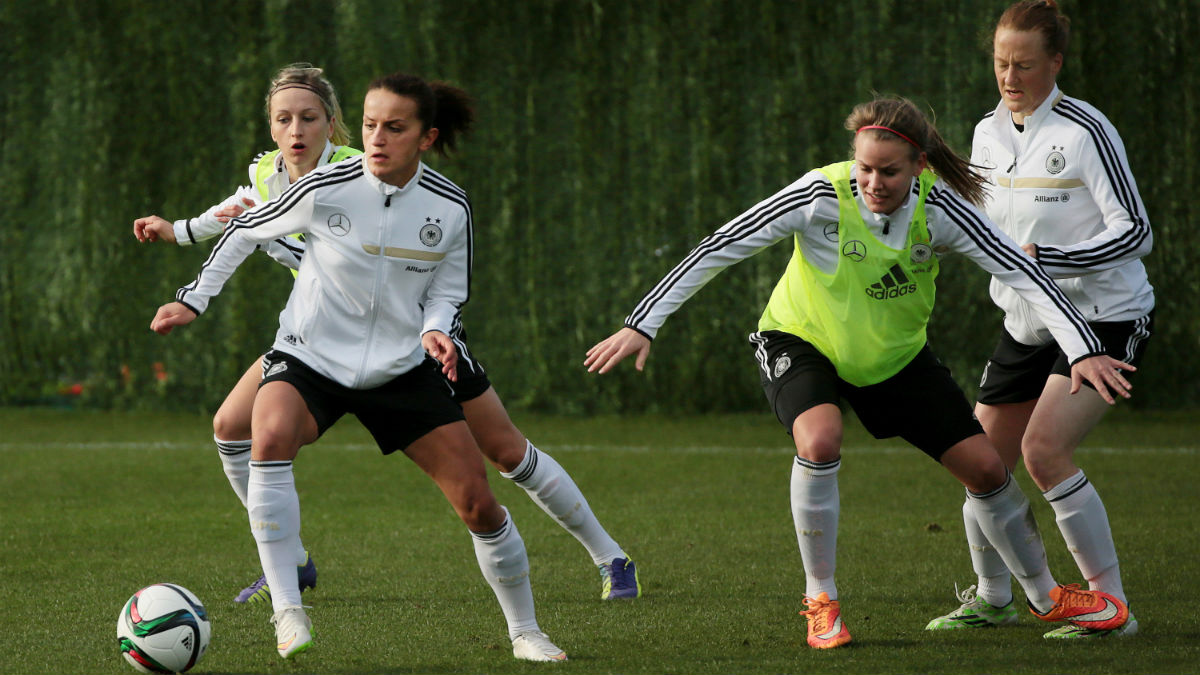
[1,406,1197,674]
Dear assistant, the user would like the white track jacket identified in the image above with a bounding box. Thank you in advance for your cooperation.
[176,157,472,389]
[972,86,1154,346]
[168,141,352,268]
[623,167,1105,364]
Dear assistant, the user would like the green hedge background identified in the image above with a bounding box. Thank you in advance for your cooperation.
[1,0,1196,414]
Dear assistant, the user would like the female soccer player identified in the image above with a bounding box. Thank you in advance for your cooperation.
[134,63,357,604]
[135,64,638,608]
[926,0,1150,639]
[149,72,567,662]
[585,96,1132,649]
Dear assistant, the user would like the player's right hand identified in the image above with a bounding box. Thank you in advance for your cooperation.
[150,302,197,335]
[133,215,176,244]
[585,327,652,373]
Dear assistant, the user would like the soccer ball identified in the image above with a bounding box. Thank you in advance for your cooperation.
[116,584,211,674]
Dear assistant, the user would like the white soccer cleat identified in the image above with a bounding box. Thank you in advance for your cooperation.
[512,630,567,662]
[271,606,313,658]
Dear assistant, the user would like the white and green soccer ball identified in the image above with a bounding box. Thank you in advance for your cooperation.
[116,584,211,674]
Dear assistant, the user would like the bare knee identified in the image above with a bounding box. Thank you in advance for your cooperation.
[472,424,528,473]
[251,425,301,461]
[455,482,503,531]
[213,406,251,441]
[794,433,841,463]
[791,404,843,463]
[942,434,1009,494]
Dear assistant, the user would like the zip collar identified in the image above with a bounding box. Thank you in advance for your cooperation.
[363,160,425,198]
[986,84,1065,139]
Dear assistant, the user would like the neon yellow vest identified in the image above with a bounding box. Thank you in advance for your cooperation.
[254,146,361,276]
[253,145,362,202]
[757,161,939,386]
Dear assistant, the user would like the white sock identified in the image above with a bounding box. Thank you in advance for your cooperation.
[961,497,1013,607]
[248,461,304,612]
[966,473,1056,613]
[501,442,625,566]
[790,456,839,601]
[1044,471,1125,604]
[215,436,251,507]
[471,508,539,639]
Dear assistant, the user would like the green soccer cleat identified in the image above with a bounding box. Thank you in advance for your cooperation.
[926,584,1019,630]
[1044,611,1138,639]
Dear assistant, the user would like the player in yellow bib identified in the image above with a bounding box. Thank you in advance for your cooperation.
[587,96,1135,649]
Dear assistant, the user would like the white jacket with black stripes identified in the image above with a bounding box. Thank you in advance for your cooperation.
[972,85,1154,347]
[622,165,1106,364]
[176,156,472,389]
[169,141,352,268]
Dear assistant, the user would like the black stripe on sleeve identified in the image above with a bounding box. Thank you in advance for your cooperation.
[626,180,837,328]
[1041,100,1150,268]
[928,185,1103,355]
[178,160,363,301]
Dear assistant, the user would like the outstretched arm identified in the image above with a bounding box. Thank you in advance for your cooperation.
[585,327,652,374]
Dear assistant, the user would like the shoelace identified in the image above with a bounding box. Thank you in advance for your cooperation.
[1054,583,1094,609]
[954,583,980,606]
[800,595,836,630]
[247,575,269,592]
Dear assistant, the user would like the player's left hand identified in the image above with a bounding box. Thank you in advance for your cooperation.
[422,330,459,382]
[150,302,197,335]
[1070,354,1135,404]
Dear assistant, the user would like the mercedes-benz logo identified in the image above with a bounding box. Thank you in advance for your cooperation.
[842,240,866,261]
[328,213,351,236]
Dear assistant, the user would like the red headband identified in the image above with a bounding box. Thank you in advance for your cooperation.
[856,124,920,149]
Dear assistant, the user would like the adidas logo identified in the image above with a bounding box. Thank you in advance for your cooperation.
[865,264,917,300]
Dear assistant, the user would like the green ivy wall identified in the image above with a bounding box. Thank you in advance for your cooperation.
[1,0,1196,413]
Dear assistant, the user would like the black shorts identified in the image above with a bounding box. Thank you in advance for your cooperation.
[259,350,465,454]
[447,332,492,403]
[750,331,983,460]
[976,313,1153,405]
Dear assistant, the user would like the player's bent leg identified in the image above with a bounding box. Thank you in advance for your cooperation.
[247,383,319,655]
[406,421,504,531]
[214,358,264,508]
[973,400,1037,471]
[216,358,319,606]
[1021,376,1109,491]
[1024,377,1130,612]
[464,388,636,599]
[407,423,566,660]
[946,435,1060,612]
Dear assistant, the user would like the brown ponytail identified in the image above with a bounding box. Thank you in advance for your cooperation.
[367,73,474,156]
